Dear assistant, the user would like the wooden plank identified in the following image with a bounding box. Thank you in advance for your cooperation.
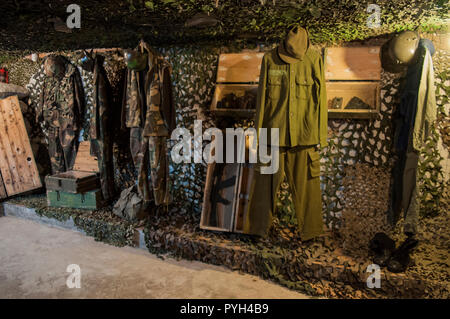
[0,113,15,196]
[73,141,99,172]
[0,96,42,197]
[233,163,254,233]
[326,81,380,112]
[0,171,7,199]
[216,52,264,83]
[6,97,41,190]
[0,98,24,195]
[325,47,381,80]
[328,111,379,119]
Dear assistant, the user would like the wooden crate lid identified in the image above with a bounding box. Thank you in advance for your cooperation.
[216,52,264,84]
[73,141,99,173]
[325,47,381,81]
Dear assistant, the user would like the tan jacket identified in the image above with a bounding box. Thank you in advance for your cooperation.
[413,47,437,150]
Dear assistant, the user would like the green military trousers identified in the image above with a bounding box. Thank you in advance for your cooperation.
[244,145,323,241]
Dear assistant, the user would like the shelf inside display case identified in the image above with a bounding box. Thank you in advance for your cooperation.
[324,46,381,119]
[326,81,380,119]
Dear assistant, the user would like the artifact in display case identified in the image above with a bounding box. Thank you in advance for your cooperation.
[325,46,381,118]
[216,89,257,110]
[210,52,264,117]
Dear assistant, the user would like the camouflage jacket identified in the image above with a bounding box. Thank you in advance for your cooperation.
[121,42,176,137]
[37,56,85,132]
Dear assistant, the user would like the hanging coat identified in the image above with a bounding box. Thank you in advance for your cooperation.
[90,54,115,202]
[121,41,176,206]
[37,55,85,174]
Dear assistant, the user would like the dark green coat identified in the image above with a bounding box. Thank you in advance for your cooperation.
[255,47,328,147]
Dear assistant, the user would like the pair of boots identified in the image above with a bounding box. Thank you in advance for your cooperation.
[369,232,418,273]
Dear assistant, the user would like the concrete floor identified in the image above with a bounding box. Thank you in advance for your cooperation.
[0,216,311,299]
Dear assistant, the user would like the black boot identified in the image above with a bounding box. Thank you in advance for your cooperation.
[369,232,396,267]
[387,236,419,273]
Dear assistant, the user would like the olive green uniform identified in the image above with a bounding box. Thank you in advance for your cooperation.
[245,32,327,240]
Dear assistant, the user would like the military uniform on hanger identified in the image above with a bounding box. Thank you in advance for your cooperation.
[36,55,85,174]
[85,54,116,202]
[122,41,176,206]
[244,26,328,241]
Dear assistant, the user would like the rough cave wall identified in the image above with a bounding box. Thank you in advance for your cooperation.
[2,33,449,233]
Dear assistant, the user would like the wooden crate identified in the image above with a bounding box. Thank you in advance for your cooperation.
[45,141,102,208]
[47,189,102,210]
[45,171,99,193]
[0,96,42,199]
[200,162,240,232]
[73,141,99,172]
[324,47,381,119]
[200,134,256,233]
[210,52,263,117]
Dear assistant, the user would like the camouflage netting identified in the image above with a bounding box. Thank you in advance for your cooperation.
[0,0,448,296]
[1,0,448,50]
[8,195,138,247]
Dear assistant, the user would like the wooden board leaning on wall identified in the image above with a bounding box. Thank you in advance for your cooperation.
[0,95,42,199]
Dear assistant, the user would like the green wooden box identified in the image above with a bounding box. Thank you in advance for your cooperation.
[47,189,103,210]
[45,171,100,193]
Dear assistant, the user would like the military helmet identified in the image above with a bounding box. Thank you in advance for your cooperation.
[44,56,65,78]
[124,50,148,71]
[389,31,420,65]
[381,31,420,73]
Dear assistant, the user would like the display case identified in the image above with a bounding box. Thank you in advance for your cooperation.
[210,52,264,118]
[324,46,381,119]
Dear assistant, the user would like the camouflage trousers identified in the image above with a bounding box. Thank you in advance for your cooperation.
[47,126,78,174]
[130,127,171,206]
[91,138,115,202]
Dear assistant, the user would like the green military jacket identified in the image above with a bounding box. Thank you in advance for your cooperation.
[255,47,328,147]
